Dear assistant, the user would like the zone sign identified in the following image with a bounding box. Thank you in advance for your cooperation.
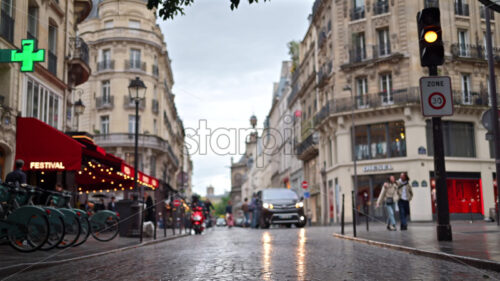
[419,76,454,117]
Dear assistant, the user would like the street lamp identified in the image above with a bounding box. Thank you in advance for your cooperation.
[128,76,146,242]
[343,85,358,224]
[74,98,85,131]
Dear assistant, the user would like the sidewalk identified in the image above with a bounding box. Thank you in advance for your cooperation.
[334,220,500,269]
[0,227,189,275]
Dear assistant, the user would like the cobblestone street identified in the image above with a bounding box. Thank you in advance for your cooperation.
[2,227,499,281]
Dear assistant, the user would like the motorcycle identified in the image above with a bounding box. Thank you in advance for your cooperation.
[191,206,205,235]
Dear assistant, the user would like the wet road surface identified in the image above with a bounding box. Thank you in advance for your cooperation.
[2,226,499,280]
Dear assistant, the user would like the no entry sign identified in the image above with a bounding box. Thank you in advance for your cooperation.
[420,76,453,117]
[173,199,181,207]
[302,181,308,189]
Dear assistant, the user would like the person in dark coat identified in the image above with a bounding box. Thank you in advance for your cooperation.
[145,194,155,223]
[108,196,117,211]
[5,159,27,185]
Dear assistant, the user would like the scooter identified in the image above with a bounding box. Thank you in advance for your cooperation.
[191,206,205,235]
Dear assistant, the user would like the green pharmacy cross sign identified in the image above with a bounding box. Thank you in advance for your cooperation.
[0,39,45,72]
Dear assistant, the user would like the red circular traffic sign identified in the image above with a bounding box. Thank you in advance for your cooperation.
[428,92,446,110]
[173,199,181,207]
[302,181,308,189]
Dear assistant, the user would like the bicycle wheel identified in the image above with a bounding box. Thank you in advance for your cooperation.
[57,213,81,248]
[90,215,119,242]
[41,215,65,251]
[73,216,90,247]
[8,214,49,252]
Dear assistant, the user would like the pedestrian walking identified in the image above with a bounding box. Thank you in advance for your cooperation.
[376,176,398,231]
[225,200,234,228]
[397,172,413,231]
[242,198,250,227]
[145,194,156,223]
[250,193,258,228]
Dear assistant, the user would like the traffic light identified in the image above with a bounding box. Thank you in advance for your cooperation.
[417,8,444,67]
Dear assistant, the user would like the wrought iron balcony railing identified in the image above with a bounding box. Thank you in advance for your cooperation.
[123,97,145,110]
[450,43,500,61]
[373,1,389,15]
[97,60,114,71]
[96,95,114,110]
[70,37,89,65]
[349,48,367,63]
[125,60,146,71]
[350,6,365,21]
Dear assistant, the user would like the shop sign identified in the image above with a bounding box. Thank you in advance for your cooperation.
[304,191,310,199]
[29,162,66,170]
[421,180,428,187]
[362,164,393,173]
[412,180,419,187]
[418,146,427,155]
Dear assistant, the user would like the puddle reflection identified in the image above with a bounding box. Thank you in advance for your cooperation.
[297,228,307,280]
[262,231,272,281]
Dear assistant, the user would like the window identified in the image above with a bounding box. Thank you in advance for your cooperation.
[356,77,368,108]
[461,74,471,104]
[351,0,365,20]
[48,24,57,75]
[102,49,111,63]
[377,28,390,56]
[128,20,140,29]
[353,121,406,161]
[101,80,110,103]
[426,121,475,157]
[458,30,469,56]
[128,115,140,134]
[24,77,61,129]
[150,156,156,177]
[28,6,38,39]
[328,137,333,167]
[380,73,393,104]
[455,0,469,16]
[352,32,366,61]
[104,20,113,28]
[484,32,495,59]
[153,119,158,135]
[130,49,141,69]
[424,0,439,9]
[100,115,109,135]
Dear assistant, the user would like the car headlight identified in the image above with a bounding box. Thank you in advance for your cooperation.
[295,202,304,208]
[263,203,273,209]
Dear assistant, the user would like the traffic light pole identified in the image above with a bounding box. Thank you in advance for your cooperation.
[485,8,500,225]
[429,65,452,241]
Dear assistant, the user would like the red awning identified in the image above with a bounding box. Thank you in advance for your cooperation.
[16,117,84,171]
[120,162,159,189]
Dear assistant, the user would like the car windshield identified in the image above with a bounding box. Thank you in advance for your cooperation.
[262,189,298,201]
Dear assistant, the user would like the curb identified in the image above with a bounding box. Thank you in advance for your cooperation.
[332,233,500,273]
[0,233,190,278]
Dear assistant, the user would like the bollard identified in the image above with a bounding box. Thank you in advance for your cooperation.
[352,191,357,237]
[365,204,369,232]
[341,194,345,235]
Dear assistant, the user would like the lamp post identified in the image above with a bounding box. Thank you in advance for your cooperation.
[344,85,358,224]
[74,98,85,131]
[128,76,147,242]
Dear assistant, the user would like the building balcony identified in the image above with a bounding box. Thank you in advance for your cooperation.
[314,87,492,127]
[343,45,402,70]
[74,0,93,23]
[97,60,115,72]
[0,10,14,44]
[373,1,389,15]
[152,99,159,114]
[94,133,179,168]
[455,2,469,16]
[317,61,333,87]
[67,37,90,86]
[301,118,314,141]
[295,132,318,161]
[96,95,114,110]
[48,52,57,76]
[374,43,391,58]
[123,97,145,110]
[480,6,495,20]
[350,6,365,21]
[125,60,146,72]
[450,43,500,62]
[424,0,439,8]
[349,48,367,63]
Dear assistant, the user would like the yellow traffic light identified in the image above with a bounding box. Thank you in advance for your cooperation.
[424,30,438,43]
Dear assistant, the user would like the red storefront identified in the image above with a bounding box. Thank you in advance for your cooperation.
[15,117,158,196]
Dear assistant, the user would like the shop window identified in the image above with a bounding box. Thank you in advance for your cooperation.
[353,121,406,161]
[426,120,475,157]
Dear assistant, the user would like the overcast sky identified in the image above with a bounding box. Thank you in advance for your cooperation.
[159,0,314,196]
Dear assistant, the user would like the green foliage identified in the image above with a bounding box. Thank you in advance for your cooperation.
[213,196,230,217]
[147,0,269,20]
[288,41,300,73]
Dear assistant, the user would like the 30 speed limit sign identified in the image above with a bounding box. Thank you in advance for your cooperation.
[420,76,454,117]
